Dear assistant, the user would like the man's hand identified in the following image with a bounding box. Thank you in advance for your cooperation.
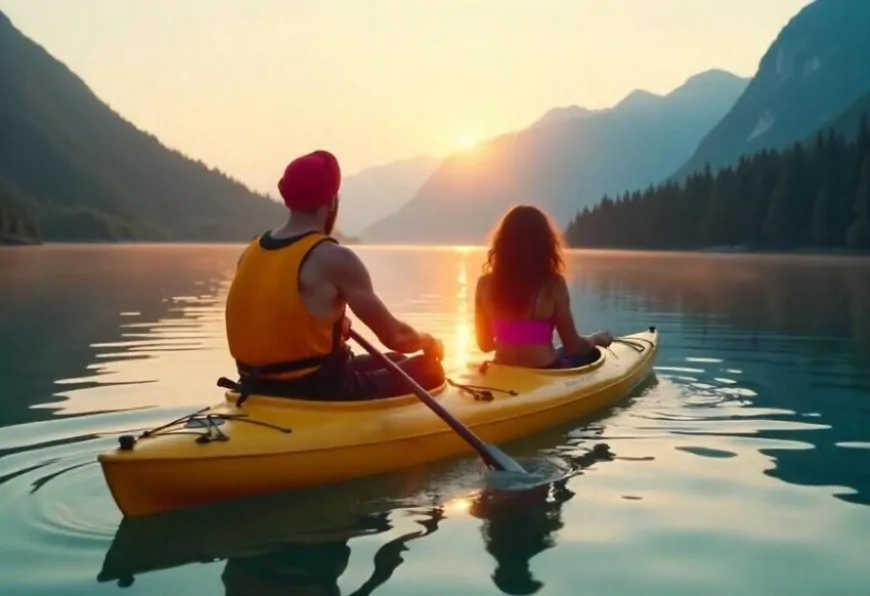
[341,317,352,341]
[420,333,444,361]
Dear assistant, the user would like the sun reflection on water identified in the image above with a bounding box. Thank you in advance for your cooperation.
[444,496,473,514]
[451,249,474,371]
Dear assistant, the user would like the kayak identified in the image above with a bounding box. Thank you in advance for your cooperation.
[98,327,659,517]
[98,328,658,518]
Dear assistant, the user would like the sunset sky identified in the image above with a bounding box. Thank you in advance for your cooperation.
[1,0,812,193]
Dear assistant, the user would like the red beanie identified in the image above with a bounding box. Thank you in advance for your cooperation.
[277,150,341,211]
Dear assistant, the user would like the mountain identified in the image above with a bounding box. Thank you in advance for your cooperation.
[565,103,870,251]
[817,91,870,142]
[674,0,870,180]
[530,106,596,128]
[362,69,748,245]
[0,10,293,242]
[338,155,440,236]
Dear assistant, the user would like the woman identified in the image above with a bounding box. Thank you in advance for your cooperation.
[474,205,612,369]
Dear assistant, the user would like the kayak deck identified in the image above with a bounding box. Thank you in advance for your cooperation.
[98,328,659,517]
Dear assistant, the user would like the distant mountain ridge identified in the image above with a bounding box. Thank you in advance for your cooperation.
[566,102,870,252]
[0,10,310,243]
[339,155,440,236]
[362,69,748,244]
[564,0,870,254]
[674,0,870,179]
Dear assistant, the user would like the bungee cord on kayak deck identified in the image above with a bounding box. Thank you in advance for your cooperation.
[612,336,654,352]
[605,335,655,359]
[446,379,519,402]
[124,378,522,448]
[119,408,294,449]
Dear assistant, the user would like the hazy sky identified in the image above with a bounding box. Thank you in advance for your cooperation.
[1,0,812,193]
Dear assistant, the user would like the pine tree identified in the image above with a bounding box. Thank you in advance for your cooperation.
[857,113,869,159]
[810,186,830,247]
[789,142,814,246]
[765,158,798,248]
[857,154,870,220]
[702,167,739,246]
[847,154,870,249]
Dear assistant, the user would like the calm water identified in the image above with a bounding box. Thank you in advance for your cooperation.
[1,244,869,596]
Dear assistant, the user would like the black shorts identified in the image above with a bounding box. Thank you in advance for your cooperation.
[238,352,446,401]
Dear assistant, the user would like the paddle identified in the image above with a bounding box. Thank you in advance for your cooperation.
[348,329,527,474]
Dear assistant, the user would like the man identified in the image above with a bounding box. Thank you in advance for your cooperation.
[224,149,445,400]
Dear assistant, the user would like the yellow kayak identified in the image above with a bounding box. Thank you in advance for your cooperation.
[98,328,659,517]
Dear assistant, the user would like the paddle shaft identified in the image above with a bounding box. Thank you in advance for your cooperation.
[348,330,514,472]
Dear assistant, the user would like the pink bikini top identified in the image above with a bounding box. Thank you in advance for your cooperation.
[490,287,555,346]
[492,318,555,346]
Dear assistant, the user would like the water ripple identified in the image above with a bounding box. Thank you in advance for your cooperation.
[1,246,869,595]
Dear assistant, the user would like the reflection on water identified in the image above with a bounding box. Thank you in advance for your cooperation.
[96,469,456,596]
[452,248,474,371]
[0,244,238,425]
[94,437,613,596]
[0,245,869,595]
[467,445,615,595]
[572,251,870,360]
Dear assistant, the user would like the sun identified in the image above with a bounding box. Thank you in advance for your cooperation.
[456,134,479,151]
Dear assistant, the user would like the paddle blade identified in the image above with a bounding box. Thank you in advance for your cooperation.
[484,445,528,474]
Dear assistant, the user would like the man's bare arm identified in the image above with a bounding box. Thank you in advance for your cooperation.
[325,244,431,353]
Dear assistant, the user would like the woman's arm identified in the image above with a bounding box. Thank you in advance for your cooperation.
[553,275,611,354]
[474,275,496,353]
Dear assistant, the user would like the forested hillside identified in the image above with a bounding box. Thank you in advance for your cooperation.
[0,9,285,243]
[674,0,870,180]
[0,177,39,243]
[566,114,870,251]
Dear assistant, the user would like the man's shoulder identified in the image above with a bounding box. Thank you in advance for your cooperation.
[308,240,363,271]
[311,237,353,257]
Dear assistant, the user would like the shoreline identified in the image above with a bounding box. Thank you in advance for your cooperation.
[0,237,360,247]
[564,244,870,257]
[3,239,868,257]
[0,235,42,246]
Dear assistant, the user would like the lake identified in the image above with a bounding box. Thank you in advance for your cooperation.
[1,244,869,596]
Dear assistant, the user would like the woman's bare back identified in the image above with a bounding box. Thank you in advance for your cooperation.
[475,273,560,368]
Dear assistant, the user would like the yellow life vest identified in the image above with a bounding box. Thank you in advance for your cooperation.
[224,231,344,380]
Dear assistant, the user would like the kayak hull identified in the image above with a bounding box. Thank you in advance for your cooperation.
[99,329,659,517]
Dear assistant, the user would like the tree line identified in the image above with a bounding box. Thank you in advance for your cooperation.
[565,114,870,251]
[0,180,39,243]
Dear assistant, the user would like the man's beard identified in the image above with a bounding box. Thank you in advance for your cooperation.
[324,205,338,236]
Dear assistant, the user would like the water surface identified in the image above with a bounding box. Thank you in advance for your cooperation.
[1,244,869,595]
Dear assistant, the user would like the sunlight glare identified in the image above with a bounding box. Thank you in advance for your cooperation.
[444,497,472,514]
[456,134,479,151]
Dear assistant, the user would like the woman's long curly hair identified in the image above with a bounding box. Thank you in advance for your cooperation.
[483,205,565,316]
